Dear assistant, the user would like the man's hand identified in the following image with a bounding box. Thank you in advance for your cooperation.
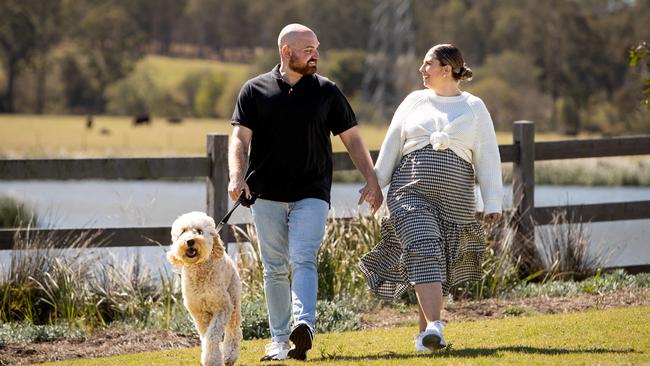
[358,181,383,214]
[228,125,253,202]
[339,126,384,214]
[228,178,251,202]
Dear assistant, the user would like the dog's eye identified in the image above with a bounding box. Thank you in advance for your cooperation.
[196,229,203,235]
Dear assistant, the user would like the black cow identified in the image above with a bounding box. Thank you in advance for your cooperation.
[133,114,151,126]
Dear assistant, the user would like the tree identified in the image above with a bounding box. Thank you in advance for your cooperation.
[68,1,146,113]
[31,0,63,113]
[123,0,188,55]
[629,41,649,106]
[0,1,38,112]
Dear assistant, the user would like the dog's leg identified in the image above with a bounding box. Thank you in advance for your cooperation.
[223,277,242,366]
[202,312,227,366]
[189,309,211,339]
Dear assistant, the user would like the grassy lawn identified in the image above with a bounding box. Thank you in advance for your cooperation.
[0,113,581,158]
[37,305,650,366]
[138,55,250,90]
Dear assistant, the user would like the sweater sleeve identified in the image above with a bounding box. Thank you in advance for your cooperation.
[471,99,503,214]
[374,93,416,188]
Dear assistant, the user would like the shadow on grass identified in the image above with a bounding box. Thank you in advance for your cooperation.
[313,345,638,362]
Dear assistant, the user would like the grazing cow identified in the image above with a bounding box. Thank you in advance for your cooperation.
[133,114,151,126]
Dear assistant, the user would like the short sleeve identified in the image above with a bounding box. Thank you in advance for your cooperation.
[231,82,256,130]
[326,85,357,136]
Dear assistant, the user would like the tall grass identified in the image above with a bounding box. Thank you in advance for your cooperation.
[0,196,37,228]
[536,209,608,281]
[501,157,650,186]
[0,228,104,323]
[0,207,634,346]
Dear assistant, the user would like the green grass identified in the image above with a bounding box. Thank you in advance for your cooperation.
[138,55,250,90]
[37,305,650,366]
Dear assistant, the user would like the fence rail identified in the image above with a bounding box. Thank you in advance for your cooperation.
[0,157,210,180]
[1,124,650,273]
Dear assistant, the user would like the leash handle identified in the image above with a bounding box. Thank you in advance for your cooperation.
[216,170,257,232]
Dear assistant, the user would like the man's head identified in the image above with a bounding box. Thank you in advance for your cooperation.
[278,23,320,76]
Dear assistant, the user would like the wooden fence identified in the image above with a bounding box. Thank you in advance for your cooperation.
[1,121,650,270]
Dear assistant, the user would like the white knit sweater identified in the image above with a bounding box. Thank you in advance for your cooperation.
[374,89,503,214]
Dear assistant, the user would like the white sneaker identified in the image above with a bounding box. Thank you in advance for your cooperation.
[260,341,290,361]
[421,320,446,351]
[414,332,430,353]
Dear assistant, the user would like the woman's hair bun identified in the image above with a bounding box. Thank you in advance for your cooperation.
[458,65,473,81]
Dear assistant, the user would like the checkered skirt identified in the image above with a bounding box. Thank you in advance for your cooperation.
[359,145,485,299]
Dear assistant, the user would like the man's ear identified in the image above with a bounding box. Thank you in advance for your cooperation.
[281,44,291,59]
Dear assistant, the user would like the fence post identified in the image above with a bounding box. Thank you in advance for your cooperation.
[207,134,229,237]
[512,121,535,255]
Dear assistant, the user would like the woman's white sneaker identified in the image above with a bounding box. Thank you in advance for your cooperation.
[421,320,446,351]
[414,332,431,352]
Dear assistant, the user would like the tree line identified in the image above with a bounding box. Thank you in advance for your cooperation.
[0,0,648,133]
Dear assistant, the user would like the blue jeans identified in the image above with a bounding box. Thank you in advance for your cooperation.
[251,198,329,343]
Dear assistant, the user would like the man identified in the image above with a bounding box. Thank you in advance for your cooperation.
[228,23,382,361]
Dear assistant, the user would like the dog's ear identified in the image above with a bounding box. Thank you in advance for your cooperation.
[211,234,225,259]
[166,251,184,267]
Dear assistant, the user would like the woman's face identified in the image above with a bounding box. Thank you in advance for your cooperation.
[419,48,448,89]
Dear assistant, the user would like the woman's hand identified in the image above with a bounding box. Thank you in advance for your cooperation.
[483,212,501,224]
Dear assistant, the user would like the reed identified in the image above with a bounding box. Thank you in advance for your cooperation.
[0,196,37,228]
[0,205,628,339]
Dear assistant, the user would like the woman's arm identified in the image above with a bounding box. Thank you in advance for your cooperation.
[472,100,503,219]
[374,93,419,188]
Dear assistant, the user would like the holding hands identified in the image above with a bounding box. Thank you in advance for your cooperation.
[358,180,383,214]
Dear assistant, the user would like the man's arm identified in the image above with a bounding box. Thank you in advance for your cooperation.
[228,125,253,201]
[339,126,383,213]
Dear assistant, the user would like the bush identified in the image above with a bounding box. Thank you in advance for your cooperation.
[508,269,650,299]
[241,299,270,340]
[194,72,226,118]
[316,299,360,333]
[0,322,86,345]
[0,196,37,228]
[104,70,160,115]
[321,49,367,97]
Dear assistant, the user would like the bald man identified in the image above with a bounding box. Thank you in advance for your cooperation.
[228,23,382,361]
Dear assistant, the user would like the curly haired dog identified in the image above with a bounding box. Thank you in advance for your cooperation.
[167,211,242,366]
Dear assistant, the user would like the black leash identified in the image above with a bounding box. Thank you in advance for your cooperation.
[216,170,258,232]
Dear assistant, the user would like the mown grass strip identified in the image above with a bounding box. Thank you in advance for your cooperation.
[38,305,649,366]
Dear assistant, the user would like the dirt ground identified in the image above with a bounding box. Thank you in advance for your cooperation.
[2,288,648,365]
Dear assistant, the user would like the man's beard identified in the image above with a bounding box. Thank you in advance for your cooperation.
[289,52,317,75]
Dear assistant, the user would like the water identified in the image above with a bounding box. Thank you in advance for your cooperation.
[1,181,649,270]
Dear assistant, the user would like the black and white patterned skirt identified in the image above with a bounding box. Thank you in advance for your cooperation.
[359,145,485,299]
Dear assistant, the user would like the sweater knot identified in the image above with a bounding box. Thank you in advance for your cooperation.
[430,131,450,151]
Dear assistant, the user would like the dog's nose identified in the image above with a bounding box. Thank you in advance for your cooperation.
[187,239,195,247]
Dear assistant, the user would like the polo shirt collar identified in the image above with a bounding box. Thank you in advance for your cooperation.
[271,64,315,86]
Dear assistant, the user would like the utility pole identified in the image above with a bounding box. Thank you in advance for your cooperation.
[361,0,418,122]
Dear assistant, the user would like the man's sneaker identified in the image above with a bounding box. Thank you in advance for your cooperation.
[421,320,446,351]
[414,332,431,352]
[260,341,290,361]
[288,323,313,360]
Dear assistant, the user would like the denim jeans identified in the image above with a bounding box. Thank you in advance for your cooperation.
[251,198,329,343]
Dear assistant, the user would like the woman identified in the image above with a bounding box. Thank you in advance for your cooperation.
[359,44,502,352]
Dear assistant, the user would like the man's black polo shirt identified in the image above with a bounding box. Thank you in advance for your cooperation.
[231,65,357,204]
